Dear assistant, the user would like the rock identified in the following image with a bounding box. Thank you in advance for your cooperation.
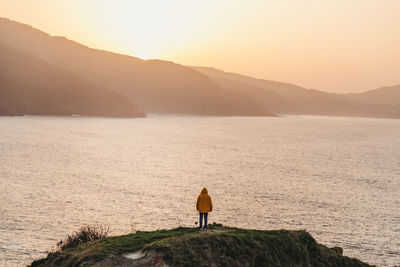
[331,246,344,255]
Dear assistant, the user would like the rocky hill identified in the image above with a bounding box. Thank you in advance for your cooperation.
[30,225,373,266]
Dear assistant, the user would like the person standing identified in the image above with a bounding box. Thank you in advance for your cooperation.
[196,187,212,230]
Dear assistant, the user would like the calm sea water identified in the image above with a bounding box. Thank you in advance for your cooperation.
[0,116,399,266]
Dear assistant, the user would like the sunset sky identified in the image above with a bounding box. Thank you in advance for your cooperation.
[1,0,399,93]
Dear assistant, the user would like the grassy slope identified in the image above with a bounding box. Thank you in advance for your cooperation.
[30,226,373,267]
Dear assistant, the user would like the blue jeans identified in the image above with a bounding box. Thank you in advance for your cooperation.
[199,213,208,228]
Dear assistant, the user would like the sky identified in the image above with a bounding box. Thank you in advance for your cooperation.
[0,0,399,93]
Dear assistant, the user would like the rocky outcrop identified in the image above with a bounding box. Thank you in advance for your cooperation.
[30,226,373,266]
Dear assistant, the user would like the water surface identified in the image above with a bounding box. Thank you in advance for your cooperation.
[0,116,399,266]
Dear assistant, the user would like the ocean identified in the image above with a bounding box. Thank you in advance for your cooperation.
[0,115,399,266]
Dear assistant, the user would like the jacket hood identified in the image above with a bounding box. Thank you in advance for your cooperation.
[201,188,208,194]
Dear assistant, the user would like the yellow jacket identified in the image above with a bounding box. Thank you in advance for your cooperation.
[196,188,212,213]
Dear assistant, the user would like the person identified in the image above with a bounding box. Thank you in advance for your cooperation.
[196,187,212,230]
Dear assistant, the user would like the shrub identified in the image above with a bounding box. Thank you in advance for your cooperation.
[57,224,110,250]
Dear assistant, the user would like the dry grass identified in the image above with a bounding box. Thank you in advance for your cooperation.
[57,224,110,250]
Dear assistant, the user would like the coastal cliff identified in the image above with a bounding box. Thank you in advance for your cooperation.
[30,225,373,266]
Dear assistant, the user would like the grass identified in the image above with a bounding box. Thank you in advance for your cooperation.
[30,227,198,266]
[145,228,368,266]
[30,225,373,267]
[57,225,110,250]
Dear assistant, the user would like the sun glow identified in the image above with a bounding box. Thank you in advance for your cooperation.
[1,0,400,92]
[73,0,231,60]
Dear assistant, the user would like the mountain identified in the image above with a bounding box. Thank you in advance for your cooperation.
[1,17,398,118]
[192,66,400,118]
[0,18,274,116]
[348,85,400,106]
[344,85,400,119]
[0,43,144,117]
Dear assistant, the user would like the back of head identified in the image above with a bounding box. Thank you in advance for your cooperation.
[201,187,208,195]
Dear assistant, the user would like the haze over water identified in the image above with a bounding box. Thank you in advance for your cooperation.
[1,116,399,266]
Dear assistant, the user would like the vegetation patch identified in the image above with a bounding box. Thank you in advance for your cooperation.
[57,225,110,251]
[30,225,373,267]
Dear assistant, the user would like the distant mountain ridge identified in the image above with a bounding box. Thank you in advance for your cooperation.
[0,42,144,117]
[0,17,399,118]
[0,17,274,116]
[192,66,400,119]
[347,85,400,106]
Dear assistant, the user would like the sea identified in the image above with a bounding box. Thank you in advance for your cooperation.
[0,115,399,266]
